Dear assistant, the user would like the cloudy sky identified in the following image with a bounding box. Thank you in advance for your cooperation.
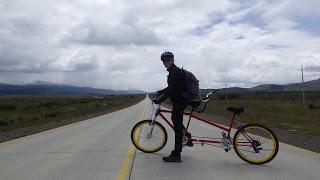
[0,0,320,91]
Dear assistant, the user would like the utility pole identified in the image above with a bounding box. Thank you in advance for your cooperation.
[301,65,305,104]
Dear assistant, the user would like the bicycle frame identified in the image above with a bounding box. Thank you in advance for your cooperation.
[132,90,279,164]
[153,106,240,145]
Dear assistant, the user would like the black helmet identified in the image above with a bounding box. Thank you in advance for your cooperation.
[161,51,174,60]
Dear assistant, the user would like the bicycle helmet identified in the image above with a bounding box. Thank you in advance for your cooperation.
[161,51,174,60]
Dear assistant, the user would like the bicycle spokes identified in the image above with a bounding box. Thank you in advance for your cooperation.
[233,124,279,164]
[131,120,167,153]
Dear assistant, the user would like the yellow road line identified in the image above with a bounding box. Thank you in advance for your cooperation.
[117,104,147,180]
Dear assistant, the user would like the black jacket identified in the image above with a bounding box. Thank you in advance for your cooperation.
[158,64,186,103]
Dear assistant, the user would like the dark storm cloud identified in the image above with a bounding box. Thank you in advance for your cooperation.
[305,65,320,72]
[65,54,100,72]
[69,21,161,46]
[70,62,98,72]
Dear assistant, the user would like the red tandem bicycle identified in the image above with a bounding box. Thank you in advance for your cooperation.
[131,89,279,165]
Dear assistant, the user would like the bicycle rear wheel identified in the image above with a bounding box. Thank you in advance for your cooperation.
[131,120,167,153]
[233,123,279,165]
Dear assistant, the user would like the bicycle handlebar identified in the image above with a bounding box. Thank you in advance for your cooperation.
[203,89,220,100]
[195,89,220,113]
[199,89,220,103]
[151,89,220,113]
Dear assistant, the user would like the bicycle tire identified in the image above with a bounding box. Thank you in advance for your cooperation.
[233,123,279,165]
[131,120,167,153]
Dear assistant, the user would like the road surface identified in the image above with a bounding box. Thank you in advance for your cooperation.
[0,97,319,180]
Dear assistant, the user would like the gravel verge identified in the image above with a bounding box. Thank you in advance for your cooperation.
[0,100,141,143]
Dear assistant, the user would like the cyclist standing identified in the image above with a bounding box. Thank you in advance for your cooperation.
[153,51,193,162]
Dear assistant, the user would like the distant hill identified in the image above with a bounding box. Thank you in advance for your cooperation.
[0,81,145,95]
[201,77,320,94]
[250,84,285,92]
[254,78,320,92]
[284,78,320,91]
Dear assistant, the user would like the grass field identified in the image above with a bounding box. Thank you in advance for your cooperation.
[203,99,320,137]
[0,94,145,133]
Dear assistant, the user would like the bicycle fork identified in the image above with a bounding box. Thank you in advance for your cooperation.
[147,114,158,139]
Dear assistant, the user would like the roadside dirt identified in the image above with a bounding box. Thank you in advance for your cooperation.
[0,108,127,143]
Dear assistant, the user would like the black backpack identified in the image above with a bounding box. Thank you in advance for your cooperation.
[181,68,200,101]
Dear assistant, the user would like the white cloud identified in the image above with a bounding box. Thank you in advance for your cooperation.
[0,0,319,91]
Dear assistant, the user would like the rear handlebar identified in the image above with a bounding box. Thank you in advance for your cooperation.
[196,89,220,113]
[202,89,220,101]
[151,89,220,112]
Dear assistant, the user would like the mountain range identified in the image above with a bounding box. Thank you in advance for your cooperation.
[202,77,320,94]
[0,78,319,95]
[0,81,145,95]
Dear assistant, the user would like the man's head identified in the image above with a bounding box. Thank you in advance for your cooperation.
[161,51,174,69]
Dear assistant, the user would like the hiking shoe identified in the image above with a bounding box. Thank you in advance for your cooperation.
[186,140,194,147]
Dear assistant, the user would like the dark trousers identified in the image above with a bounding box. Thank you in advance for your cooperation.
[171,101,188,156]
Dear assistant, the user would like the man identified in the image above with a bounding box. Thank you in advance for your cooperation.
[153,51,193,163]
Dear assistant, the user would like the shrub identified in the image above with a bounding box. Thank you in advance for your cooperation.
[31,116,39,121]
[41,102,60,107]
[309,104,315,109]
[0,104,17,111]
[0,120,12,126]
[44,111,58,118]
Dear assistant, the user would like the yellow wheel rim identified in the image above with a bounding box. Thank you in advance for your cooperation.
[235,126,277,164]
[132,122,166,152]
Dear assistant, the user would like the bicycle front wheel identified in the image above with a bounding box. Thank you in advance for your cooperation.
[131,120,167,153]
[233,123,279,165]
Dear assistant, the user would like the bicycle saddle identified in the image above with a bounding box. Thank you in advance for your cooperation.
[226,106,244,115]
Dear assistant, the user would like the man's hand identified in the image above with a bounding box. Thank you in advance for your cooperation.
[152,99,160,104]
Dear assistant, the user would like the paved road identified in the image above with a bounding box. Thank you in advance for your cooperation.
[0,97,319,180]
